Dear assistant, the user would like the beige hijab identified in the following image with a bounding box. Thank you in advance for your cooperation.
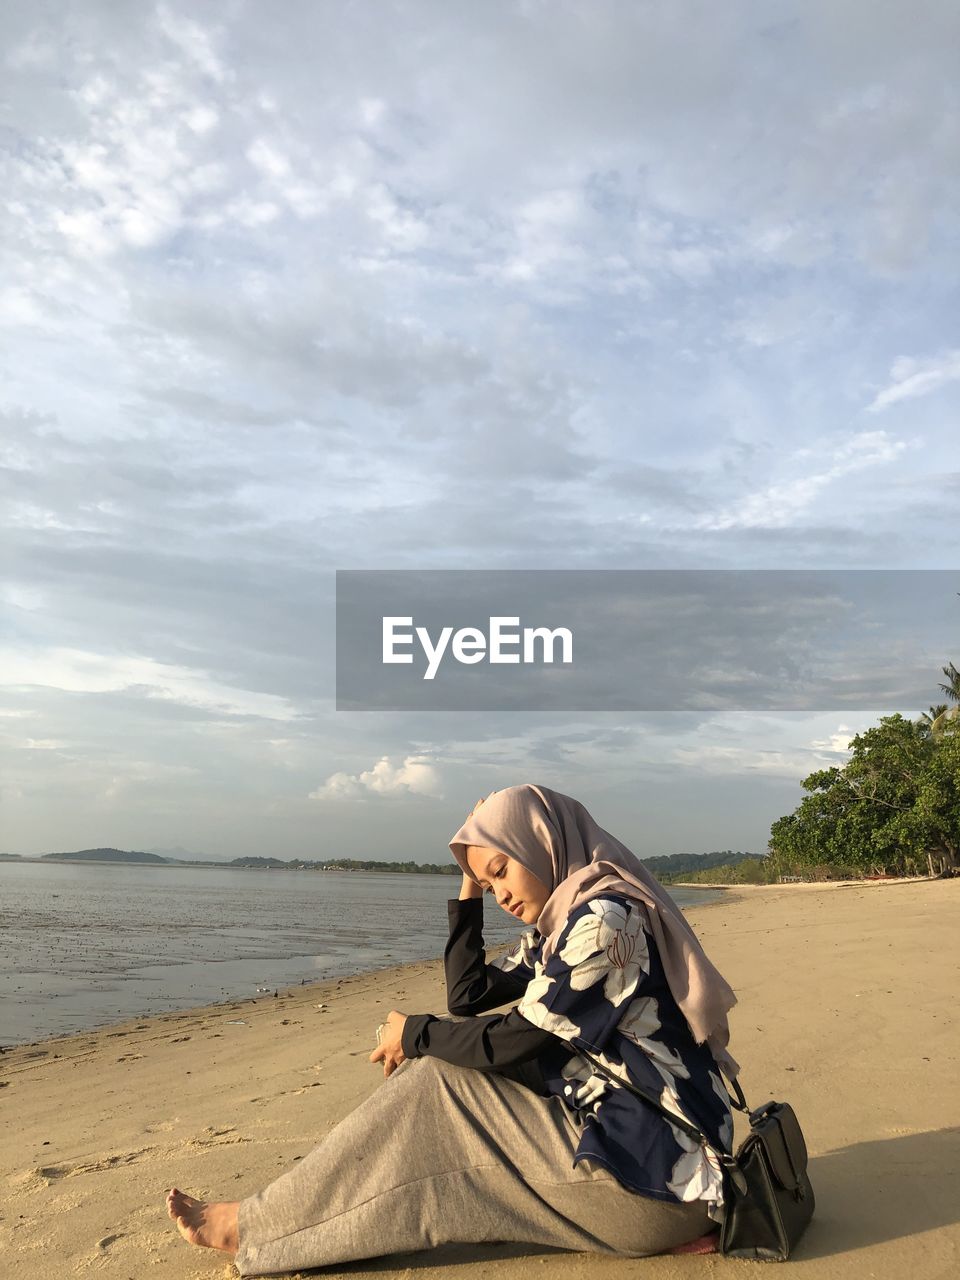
[449,783,738,1076]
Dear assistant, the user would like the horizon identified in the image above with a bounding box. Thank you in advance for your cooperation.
[4,843,765,865]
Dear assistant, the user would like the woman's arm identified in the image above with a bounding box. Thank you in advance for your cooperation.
[369,1005,563,1080]
[444,877,530,1015]
[400,1007,562,1072]
[458,869,484,901]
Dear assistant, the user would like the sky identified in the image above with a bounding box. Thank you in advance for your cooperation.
[1,1,958,862]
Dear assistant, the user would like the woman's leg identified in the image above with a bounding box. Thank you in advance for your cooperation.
[234,1056,711,1277]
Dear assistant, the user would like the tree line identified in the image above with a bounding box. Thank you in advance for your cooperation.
[768,661,960,880]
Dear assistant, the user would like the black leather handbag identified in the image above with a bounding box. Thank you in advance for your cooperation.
[581,1054,814,1261]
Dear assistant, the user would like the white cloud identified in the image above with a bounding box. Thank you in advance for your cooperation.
[247,137,292,180]
[867,349,960,412]
[359,97,387,128]
[310,755,443,801]
[671,743,832,778]
[694,431,909,531]
[155,5,228,84]
[809,726,856,753]
[0,647,297,721]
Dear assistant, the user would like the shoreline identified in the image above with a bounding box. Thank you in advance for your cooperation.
[6,950,456,1055]
[6,878,959,1279]
[3,880,722,1051]
[6,878,933,1054]
[0,875,936,1061]
[667,873,934,889]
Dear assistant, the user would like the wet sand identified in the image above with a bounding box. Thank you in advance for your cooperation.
[3,878,958,1278]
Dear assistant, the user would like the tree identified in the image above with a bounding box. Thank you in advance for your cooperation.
[769,714,959,878]
[922,663,960,740]
[937,661,960,704]
[912,725,960,876]
[920,704,950,739]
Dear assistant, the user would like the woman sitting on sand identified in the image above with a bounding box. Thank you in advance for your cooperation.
[166,784,739,1275]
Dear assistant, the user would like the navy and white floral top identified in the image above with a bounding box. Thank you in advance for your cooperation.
[401,894,734,1216]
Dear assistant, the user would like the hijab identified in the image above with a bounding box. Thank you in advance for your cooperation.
[449,783,738,1076]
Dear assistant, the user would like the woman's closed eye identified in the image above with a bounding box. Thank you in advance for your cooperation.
[484,866,506,894]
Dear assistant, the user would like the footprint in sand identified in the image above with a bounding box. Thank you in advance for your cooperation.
[144,1119,178,1134]
[19,1147,159,1186]
[186,1126,250,1149]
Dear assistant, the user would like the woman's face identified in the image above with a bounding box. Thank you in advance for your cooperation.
[464,845,551,925]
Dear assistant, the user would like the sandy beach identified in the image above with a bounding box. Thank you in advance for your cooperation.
[3,878,958,1279]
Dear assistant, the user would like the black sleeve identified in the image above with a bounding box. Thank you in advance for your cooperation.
[401,1007,562,1072]
[444,898,529,1015]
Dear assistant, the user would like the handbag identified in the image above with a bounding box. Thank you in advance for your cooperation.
[580,1053,814,1261]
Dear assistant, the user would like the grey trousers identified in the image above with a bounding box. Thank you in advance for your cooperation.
[235,1055,712,1276]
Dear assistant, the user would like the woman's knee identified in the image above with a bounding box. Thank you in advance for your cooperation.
[405,1054,455,1082]
[399,1055,480,1096]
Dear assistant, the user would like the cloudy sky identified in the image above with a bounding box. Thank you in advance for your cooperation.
[2,1,958,862]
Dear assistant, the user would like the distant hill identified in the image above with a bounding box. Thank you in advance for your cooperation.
[642,850,761,878]
[146,844,229,865]
[147,845,218,862]
[20,847,765,877]
[229,856,289,868]
[41,847,168,864]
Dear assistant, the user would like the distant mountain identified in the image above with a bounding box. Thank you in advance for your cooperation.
[228,856,289,868]
[147,845,219,862]
[21,847,764,876]
[642,850,762,878]
[41,847,169,864]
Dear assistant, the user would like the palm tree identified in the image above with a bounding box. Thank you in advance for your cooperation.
[922,663,960,739]
[920,703,950,739]
[917,664,960,740]
[937,661,960,704]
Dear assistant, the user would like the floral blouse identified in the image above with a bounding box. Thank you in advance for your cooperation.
[401,893,733,1215]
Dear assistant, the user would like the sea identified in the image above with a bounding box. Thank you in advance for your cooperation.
[0,860,720,1046]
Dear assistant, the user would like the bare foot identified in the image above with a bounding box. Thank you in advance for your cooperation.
[165,1187,239,1255]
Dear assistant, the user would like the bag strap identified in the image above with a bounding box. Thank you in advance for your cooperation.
[725,1072,750,1114]
[580,1049,749,1126]
[579,1050,711,1146]
[577,1049,751,1192]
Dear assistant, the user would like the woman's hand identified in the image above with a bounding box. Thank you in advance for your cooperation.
[458,797,488,899]
[459,871,484,900]
[368,1009,408,1078]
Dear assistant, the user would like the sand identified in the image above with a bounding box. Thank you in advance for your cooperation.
[3,878,958,1279]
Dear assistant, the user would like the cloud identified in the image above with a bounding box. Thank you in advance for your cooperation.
[810,726,856,753]
[693,431,909,531]
[671,743,834,778]
[0,646,298,721]
[867,349,960,413]
[2,1,958,859]
[311,755,443,800]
